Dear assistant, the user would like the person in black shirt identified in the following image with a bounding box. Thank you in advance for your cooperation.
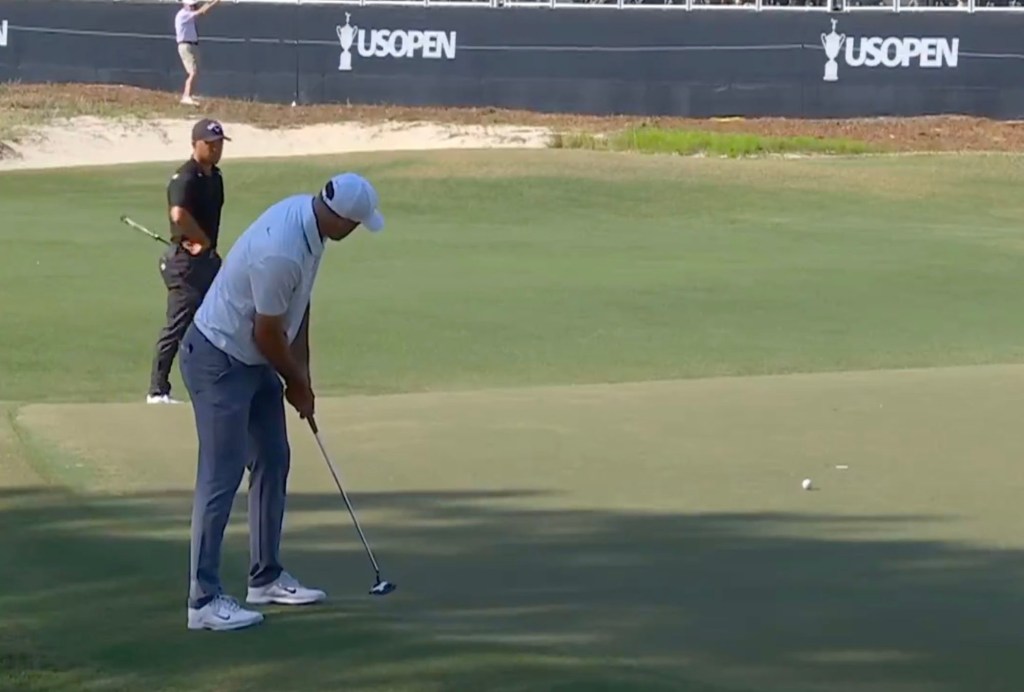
[147,118,229,404]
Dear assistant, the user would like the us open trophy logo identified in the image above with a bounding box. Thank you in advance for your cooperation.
[821,18,846,82]
[336,13,357,72]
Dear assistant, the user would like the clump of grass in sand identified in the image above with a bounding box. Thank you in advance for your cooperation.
[552,126,873,158]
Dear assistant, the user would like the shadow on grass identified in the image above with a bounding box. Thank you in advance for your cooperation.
[2,487,1024,692]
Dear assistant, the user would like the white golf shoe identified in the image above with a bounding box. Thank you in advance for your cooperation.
[246,571,327,606]
[146,394,183,405]
[187,594,264,631]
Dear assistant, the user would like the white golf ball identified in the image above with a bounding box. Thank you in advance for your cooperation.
[291,100,297,107]
[802,478,813,490]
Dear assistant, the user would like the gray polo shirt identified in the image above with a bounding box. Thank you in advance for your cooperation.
[194,195,324,366]
[175,8,199,43]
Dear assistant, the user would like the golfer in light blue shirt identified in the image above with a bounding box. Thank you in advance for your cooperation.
[179,172,384,631]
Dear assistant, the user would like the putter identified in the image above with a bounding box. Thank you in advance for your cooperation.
[120,215,171,245]
[307,416,397,597]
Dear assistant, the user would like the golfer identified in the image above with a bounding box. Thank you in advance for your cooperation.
[180,172,385,631]
[175,0,221,106]
[147,118,228,404]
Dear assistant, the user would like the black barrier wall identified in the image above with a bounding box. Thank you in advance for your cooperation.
[1,0,1023,118]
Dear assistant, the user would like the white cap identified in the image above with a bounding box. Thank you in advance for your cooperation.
[320,173,384,233]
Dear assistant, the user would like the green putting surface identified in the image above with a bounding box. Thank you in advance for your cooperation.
[9,366,1024,691]
[4,150,1024,691]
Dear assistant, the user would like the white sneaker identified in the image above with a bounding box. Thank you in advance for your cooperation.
[246,571,327,606]
[187,595,264,631]
[146,394,183,404]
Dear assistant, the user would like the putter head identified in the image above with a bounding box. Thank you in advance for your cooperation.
[370,580,396,596]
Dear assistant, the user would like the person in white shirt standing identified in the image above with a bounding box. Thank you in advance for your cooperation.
[175,0,221,106]
[179,172,385,631]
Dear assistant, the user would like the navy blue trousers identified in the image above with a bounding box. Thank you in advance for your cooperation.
[180,324,290,609]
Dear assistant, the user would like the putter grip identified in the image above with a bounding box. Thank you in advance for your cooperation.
[307,416,319,435]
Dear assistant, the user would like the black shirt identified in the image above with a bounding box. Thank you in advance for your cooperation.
[167,158,225,252]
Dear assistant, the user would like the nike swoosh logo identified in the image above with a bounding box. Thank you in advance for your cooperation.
[282,586,297,594]
[217,613,231,620]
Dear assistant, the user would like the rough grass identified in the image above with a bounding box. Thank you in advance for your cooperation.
[554,127,873,157]
[6,150,1024,403]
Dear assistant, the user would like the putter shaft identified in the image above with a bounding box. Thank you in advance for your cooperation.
[308,419,384,577]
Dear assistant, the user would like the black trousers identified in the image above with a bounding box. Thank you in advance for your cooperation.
[148,246,221,397]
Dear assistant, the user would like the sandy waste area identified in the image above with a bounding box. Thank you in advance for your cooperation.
[0,116,553,171]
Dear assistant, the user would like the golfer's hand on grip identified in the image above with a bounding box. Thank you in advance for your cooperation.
[182,239,208,256]
[285,375,315,420]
